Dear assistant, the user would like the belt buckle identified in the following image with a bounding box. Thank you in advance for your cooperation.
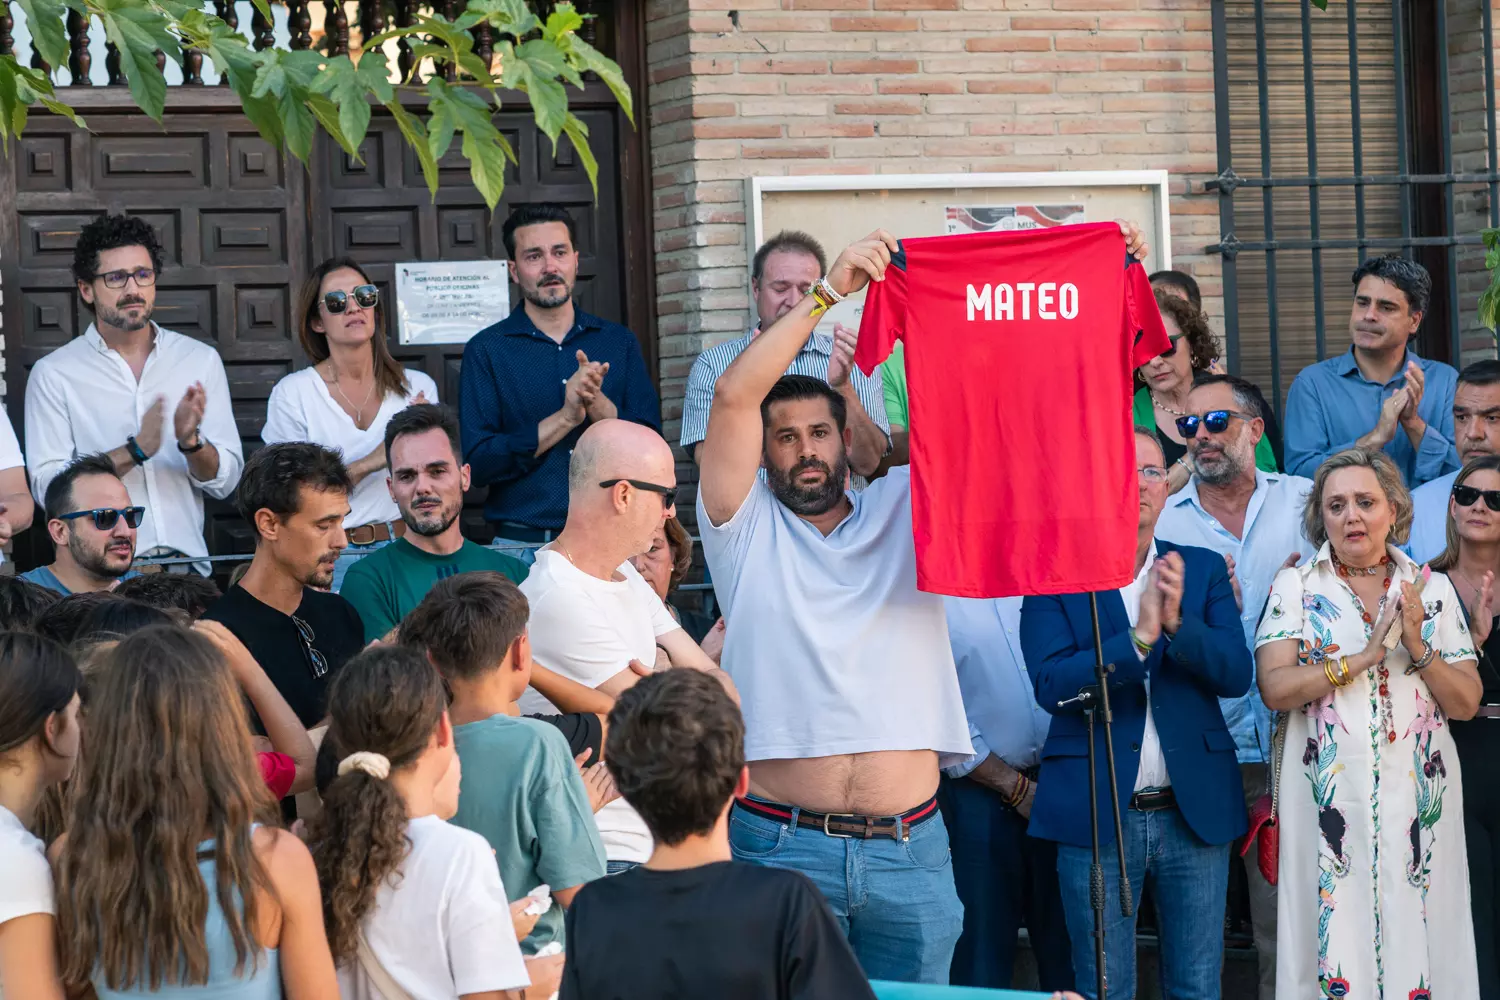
[822,813,854,838]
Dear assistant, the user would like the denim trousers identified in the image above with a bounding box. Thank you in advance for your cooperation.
[728,800,965,984]
[1055,803,1230,1000]
[938,776,1074,991]
[330,538,390,593]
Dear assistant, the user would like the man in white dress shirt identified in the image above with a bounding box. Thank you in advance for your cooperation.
[1409,359,1500,562]
[25,215,242,574]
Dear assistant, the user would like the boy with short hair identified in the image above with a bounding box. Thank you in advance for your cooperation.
[559,669,875,999]
[399,572,606,954]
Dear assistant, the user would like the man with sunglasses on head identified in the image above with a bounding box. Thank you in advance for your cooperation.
[20,454,142,595]
[25,214,243,577]
[1154,372,1314,1000]
[517,418,722,874]
[1408,360,1500,563]
[202,443,364,729]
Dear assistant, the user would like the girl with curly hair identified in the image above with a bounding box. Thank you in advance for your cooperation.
[307,643,560,999]
[52,625,337,998]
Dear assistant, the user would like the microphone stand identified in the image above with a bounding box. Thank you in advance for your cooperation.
[1056,592,1134,1000]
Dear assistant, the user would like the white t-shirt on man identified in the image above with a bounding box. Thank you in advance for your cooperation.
[1,804,54,1000]
[519,548,679,863]
[697,466,972,764]
[337,815,529,1000]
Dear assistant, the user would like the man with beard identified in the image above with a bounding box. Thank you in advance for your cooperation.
[1154,373,1313,1000]
[695,231,972,984]
[25,214,243,576]
[21,454,142,595]
[1408,360,1500,562]
[460,204,660,559]
[203,443,364,728]
[339,403,528,643]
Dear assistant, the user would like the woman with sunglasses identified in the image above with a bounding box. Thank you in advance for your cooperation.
[263,259,439,591]
[1429,453,1500,997]
[1134,289,1281,492]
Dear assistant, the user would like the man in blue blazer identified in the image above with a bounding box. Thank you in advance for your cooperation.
[1020,429,1252,1000]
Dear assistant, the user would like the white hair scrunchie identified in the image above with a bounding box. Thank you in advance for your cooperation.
[337,751,391,780]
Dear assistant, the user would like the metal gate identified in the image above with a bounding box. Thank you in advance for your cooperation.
[1208,0,1500,411]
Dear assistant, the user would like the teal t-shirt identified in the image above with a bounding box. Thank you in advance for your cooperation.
[339,537,528,643]
[451,714,607,954]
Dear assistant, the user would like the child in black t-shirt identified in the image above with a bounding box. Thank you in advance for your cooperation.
[559,670,876,1000]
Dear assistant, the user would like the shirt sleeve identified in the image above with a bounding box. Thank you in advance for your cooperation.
[942,724,990,778]
[527,712,603,763]
[531,730,608,889]
[445,829,531,994]
[1256,566,1307,647]
[260,378,306,446]
[1283,373,1359,479]
[853,254,909,377]
[679,351,720,450]
[784,876,879,1000]
[1124,259,1171,367]
[879,350,908,428]
[23,363,76,506]
[0,840,54,924]
[616,330,663,433]
[459,337,544,487]
[194,353,245,499]
[528,587,644,688]
[0,408,23,472]
[1429,573,1477,664]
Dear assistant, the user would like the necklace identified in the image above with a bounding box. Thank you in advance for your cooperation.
[1334,557,1387,578]
[1151,393,1188,416]
[324,362,377,426]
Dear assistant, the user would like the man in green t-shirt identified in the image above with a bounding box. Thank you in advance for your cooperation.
[340,404,528,642]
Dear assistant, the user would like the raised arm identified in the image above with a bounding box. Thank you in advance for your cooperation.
[699,231,899,526]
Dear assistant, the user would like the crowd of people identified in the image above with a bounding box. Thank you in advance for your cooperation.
[0,204,1496,1000]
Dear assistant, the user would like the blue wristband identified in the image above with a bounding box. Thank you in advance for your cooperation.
[125,435,149,466]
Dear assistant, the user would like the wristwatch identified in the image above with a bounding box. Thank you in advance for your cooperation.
[178,428,206,454]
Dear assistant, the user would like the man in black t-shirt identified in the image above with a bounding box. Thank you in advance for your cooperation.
[560,670,874,1000]
[203,443,364,728]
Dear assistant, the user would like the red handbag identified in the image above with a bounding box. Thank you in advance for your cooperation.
[1239,713,1287,886]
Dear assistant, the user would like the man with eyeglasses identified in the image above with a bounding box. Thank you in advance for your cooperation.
[202,443,364,729]
[1022,427,1251,1000]
[20,453,142,595]
[517,418,721,874]
[1408,360,1500,563]
[24,213,243,577]
[1154,372,1314,1000]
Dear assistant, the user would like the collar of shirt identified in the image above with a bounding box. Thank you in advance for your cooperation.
[84,321,160,360]
[495,304,603,344]
[1332,344,1421,386]
[1169,468,1288,534]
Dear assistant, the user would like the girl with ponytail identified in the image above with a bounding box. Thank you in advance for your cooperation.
[308,644,555,999]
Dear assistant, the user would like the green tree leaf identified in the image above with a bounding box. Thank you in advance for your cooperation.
[94,0,180,121]
[556,30,632,124]
[0,58,25,148]
[387,100,438,195]
[1481,229,1500,333]
[279,89,316,162]
[562,111,596,193]
[541,2,583,42]
[306,92,356,156]
[311,55,372,155]
[461,0,539,38]
[14,0,68,74]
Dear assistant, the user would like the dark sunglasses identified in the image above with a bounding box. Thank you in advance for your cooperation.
[1175,410,1257,438]
[1157,333,1185,359]
[95,267,156,289]
[58,506,145,530]
[1453,484,1500,512]
[291,615,330,679]
[599,478,677,504]
[323,284,379,314]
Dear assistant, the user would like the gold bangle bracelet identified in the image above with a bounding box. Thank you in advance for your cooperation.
[1338,655,1352,686]
[1324,660,1339,688]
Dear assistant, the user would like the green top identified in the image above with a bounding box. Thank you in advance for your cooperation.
[451,714,607,954]
[1132,387,1278,473]
[878,341,909,428]
[339,537,529,643]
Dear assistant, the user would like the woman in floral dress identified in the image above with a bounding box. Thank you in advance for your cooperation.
[1256,448,1482,999]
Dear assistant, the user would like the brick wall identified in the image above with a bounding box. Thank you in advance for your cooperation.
[644,0,1223,456]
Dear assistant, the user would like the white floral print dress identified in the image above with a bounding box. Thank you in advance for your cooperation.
[1256,543,1478,1000]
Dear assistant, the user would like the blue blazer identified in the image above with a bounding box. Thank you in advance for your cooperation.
[1020,539,1252,849]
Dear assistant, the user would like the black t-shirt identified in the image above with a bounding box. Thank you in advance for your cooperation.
[559,861,875,1000]
[527,712,603,764]
[202,584,365,728]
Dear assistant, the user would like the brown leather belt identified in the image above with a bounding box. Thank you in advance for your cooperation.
[1475,705,1500,719]
[734,795,939,842]
[1129,786,1177,812]
[346,521,406,546]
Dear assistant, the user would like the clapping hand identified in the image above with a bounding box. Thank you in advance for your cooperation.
[563,350,606,420]
[1401,361,1425,425]
[827,323,858,389]
[1471,571,1496,646]
[174,382,207,447]
[576,349,615,421]
[1155,552,1185,635]
[134,394,167,457]
[1398,580,1428,660]
[575,749,621,813]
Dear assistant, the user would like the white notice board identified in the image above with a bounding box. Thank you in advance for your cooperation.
[395,260,511,345]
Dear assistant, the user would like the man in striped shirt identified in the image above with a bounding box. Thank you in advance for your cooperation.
[679,231,890,477]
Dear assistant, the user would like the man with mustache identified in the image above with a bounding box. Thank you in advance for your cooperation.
[1154,373,1314,1000]
[20,453,141,595]
[202,443,364,728]
[460,204,661,563]
[25,214,243,576]
[1407,360,1500,562]
[1284,256,1459,488]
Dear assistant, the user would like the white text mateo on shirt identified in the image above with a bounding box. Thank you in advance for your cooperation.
[965,283,1080,322]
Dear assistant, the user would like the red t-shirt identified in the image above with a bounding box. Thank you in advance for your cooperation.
[257,750,296,800]
[854,223,1170,598]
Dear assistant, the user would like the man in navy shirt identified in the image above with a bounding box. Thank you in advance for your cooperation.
[460,204,660,555]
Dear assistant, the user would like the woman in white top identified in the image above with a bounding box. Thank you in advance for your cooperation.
[263,258,439,591]
[0,632,82,1000]
[307,644,563,1000]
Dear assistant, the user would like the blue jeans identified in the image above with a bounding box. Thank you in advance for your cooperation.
[1055,804,1229,1000]
[938,776,1073,991]
[491,536,545,567]
[605,860,639,876]
[729,800,964,984]
[331,538,391,593]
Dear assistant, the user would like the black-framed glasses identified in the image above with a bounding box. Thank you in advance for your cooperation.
[58,506,145,531]
[94,267,156,289]
[1453,484,1500,512]
[323,285,379,314]
[1157,333,1185,359]
[1175,410,1257,438]
[291,615,330,679]
[599,479,676,504]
